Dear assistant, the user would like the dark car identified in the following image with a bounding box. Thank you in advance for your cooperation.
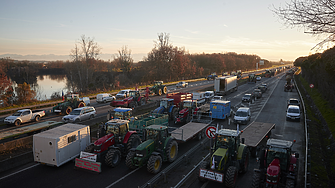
[287,98,300,107]
[258,85,266,93]
[242,94,255,103]
[261,83,267,90]
[252,89,262,98]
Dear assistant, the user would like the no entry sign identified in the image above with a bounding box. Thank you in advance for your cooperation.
[310,84,314,88]
[205,126,217,139]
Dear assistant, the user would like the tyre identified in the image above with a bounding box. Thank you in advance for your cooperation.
[198,161,209,182]
[90,114,94,119]
[14,120,21,126]
[285,178,295,188]
[158,89,162,96]
[129,102,136,109]
[126,151,136,169]
[126,134,141,152]
[163,86,167,94]
[239,147,250,173]
[75,119,80,123]
[105,149,122,167]
[35,115,40,122]
[166,140,178,162]
[78,102,85,108]
[225,166,238,188]
[84,144,94,153]
[147,155,162,174]
[251,171,261,188]
[65,106,72,115]
[140,98,146,106]
[171,107,178,120]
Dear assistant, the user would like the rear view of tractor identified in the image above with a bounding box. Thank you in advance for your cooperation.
[150,81,167,96]
[152,98,179,120]
[53,93,86,115]
[199,128,250,188]
[175,100,198,124]
[248,74,257,83]
[126,125,178,174]
[251,138,299,188]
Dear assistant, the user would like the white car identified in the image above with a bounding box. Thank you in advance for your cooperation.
[96,93,115,103]
[115,89,130,99]
[62,106,96,123]
[256,76,261,81]
[176,81,188,88]
[286,105,301,121]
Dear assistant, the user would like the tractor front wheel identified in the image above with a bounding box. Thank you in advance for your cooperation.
[126,134,141,152]
[158,89,162,96]
[84,144,94,153]
[105,149,122,168]
[166,140,178,162]
[225,166,238,188]
[147,155,162,174]
[126,151,136,169]
[251,171,261,188]
[129,102,136,109]
[65,106,72,115]
[163,86,167,94]
[78,102,85,108]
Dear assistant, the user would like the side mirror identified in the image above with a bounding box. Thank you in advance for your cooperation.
[241,138,245,144]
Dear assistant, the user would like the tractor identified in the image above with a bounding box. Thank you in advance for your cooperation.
[108,107,133,120]
[126,124,178,174]
[248,73,257,83]
[150,81,167,96]
[53,93,86,115]
[251,138,299,188]
[111,90,147,108]
[83,119,141,168]
[152,98,179,120]
[175,100,198,124]
[199,128,250,188]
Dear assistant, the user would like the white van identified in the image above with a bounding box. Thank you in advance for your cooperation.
[96,93,115,103]
[233,107,251,125]
[204,91,214,101]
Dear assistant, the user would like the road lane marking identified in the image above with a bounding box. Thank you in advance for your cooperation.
[105,167,141,188]
[0,163,39,181]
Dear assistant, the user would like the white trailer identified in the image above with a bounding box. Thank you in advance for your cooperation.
[33,123,91,167]
[214,75,238,96]
[192,92,206,105]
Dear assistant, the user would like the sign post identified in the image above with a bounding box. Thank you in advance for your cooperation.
[309,84,314,93]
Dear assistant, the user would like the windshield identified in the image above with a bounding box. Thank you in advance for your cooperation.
[235,111,247,117]
[205,93,212,96]
[184,102,193,108]
[118,91,126,94]
[160,100,168,108]
[146,129,158,140]
[69,110,81,115]
[129,92,136,97]
[216,135,235,149]
[106,125,119,135]
[288,108,299,113]
[12,111,22,116]
[267,147,288,169]
[243,95,250,98]
[114,111,124,118]
[289,100,298,104]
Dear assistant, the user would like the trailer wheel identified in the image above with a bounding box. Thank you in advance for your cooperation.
[147,155,162,174]
[126,151,136,169]
[105,149,121,167]
[239,147,250,174]
[35,115,40,122]
[126,134,141,152]
[14,120,21,126]
[198,161,209,182]
[163,86,167,94]
[251,171,261,188]
[225,166,238,188]
[166,140,178,162]
[84,144,94,153]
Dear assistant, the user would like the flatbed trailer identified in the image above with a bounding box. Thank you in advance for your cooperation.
[170,122,209,142]
[240,122,275,157]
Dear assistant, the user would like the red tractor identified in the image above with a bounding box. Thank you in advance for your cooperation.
[251,138,299,188]
[111,90,148,108]
[175,100,199,124]
[83,119,141,167]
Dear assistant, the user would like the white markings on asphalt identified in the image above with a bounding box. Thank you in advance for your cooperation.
[0,163,39,181]
[105,167,141,188]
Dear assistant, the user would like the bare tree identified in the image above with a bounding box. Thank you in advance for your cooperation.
[114,46,133,74]
[273,0,335,50]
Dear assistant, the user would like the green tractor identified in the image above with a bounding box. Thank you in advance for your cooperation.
[199,129,250,188]
[53,93,86,115]
[126,124,178,174]
[150,81,167,96]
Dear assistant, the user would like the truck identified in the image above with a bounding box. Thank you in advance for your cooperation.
[251,139,299,188]
[4,109,46,126]
[53,93,87,115]
[214,76,238,96]
[111,90,148,108]
[33,123,91,167]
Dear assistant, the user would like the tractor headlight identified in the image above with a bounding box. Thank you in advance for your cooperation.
[136,153,143,157]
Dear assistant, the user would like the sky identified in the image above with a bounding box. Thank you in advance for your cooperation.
[0,0,321,62]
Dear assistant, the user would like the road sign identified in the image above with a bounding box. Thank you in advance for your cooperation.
[205,126,216,139]
[310,84,314,88]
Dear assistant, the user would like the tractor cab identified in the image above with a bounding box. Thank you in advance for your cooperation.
[112,107,133,120]
[154,81,164,86]
[129,90,140,98]
[176,100,198,124]
[104,119,130,143]
[65,93,80,101]
[159,98,174,109]
[144,125,169,142]
[265,139,293,172]
[183,99,198,109]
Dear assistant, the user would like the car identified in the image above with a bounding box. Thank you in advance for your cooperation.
[256,76,261,81]
[233,107,251,125]
[96,93,115,103]
[62,106,96,123]
[204,91,214,101]
[261,83,267,90]
[242,94,255,103]
[286,105,301,121]
[252,89,262,98]
[176,81,188,88]
[258,85,266,93]
[287,98,300,107]
[115,89,130,99]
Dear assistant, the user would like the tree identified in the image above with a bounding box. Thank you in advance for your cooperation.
[274,0,335,50]
[16,82,36,104]
[114,46,133,74]
[0,74,14,107]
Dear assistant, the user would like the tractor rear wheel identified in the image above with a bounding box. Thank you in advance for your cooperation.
[126,150,136,169]
[84,144,94,153]
[65,106,72,115]
[140,98,146,106]
[105,149,122,167]
[171,107,178,120]
[166,140,178,162]
[126,134,141,152]
[239,147,250,174]
[198,161,209,182]
[147,155,162,174]
[285,179,295,188]
[129,102,136,109]
[251,171,261,188]
[163,86,167,94]
[158,89,162,96]
[78,102,85,108]
[225,166,238,188]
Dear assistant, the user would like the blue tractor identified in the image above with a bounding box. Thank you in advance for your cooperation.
[108,107,133,120]
[152,98,179,120]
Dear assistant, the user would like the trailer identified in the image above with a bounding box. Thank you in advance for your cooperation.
[33,123,91,167]
[240,122,275,157]
[210,100,231,120]
[214,76,238,96]
[170,122,209,142]
[192,92,206,105]
[166,92,192,107]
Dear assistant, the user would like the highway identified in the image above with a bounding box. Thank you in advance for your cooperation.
[0,69,305,188]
